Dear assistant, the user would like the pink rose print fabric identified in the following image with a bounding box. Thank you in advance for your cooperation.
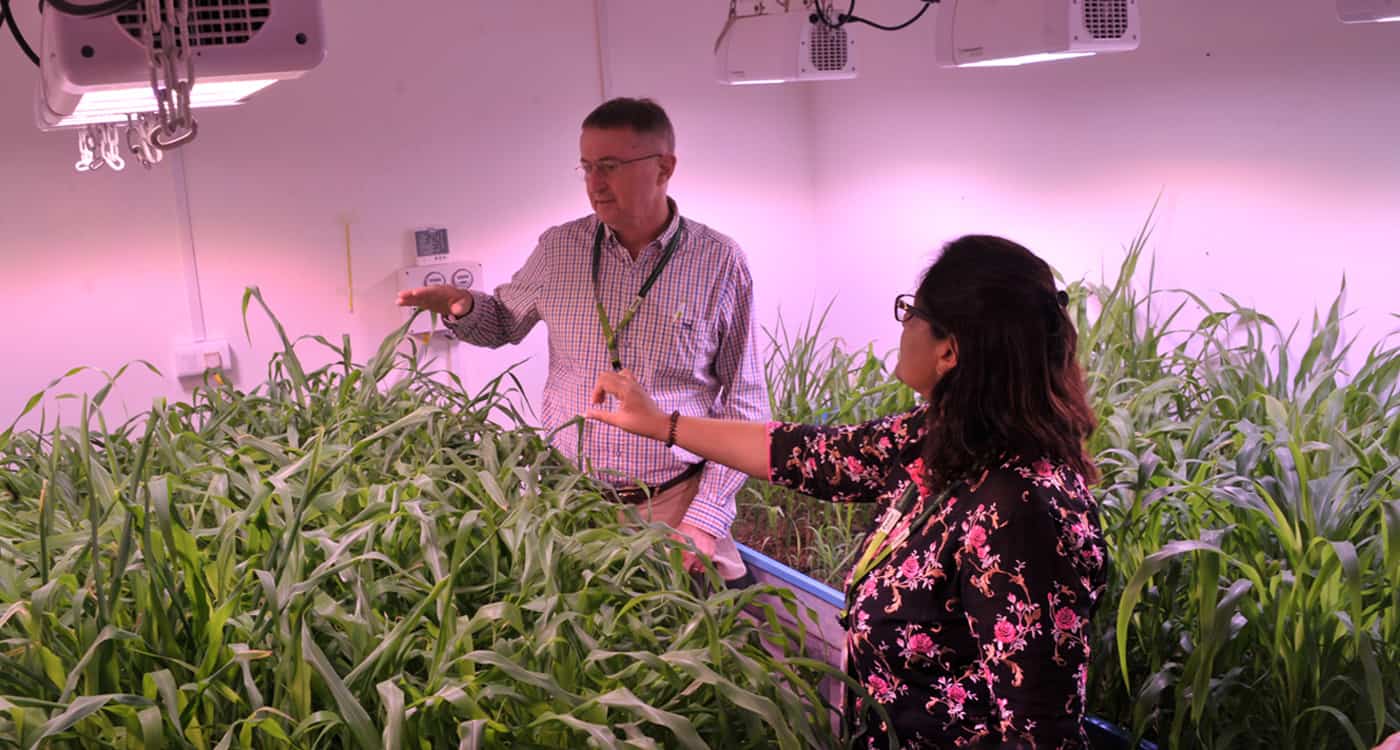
[767,405,1108,749]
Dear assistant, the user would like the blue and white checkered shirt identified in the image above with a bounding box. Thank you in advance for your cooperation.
[445,200,768,538]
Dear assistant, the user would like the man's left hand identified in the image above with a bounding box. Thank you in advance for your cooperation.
[674,521,717,574]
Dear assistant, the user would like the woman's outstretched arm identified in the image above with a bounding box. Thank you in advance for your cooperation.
[587,369,771,479]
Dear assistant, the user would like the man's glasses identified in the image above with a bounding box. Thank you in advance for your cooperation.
[575,153,664,180]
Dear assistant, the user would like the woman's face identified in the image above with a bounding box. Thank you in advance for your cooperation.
[893,298,957,398]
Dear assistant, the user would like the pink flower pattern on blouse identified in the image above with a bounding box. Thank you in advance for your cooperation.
[767,405,1107,749]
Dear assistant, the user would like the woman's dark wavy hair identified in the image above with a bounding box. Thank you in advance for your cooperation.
[915,235,1099,487]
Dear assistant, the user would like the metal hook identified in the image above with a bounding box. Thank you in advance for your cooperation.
[151,119,198,150]
[75,127,102,172]
[99,123,126,171]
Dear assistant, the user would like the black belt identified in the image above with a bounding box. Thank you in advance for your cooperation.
[611,461,707,505]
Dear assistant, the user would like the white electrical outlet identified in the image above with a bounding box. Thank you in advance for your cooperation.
[399,260,483,334]
[173,339,232,379]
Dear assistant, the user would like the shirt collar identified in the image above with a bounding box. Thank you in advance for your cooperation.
[600,197,681,250]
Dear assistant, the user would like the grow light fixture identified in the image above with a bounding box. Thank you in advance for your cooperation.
[956,52,1096,67]
[935,0,1140,68]
[37,0,327,130]
[54,79,279,127]
[728,78,789,86]
[715,6,857,85]
[1337,0,1400,22]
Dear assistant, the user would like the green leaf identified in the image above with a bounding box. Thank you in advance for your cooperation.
[300,625,381,750]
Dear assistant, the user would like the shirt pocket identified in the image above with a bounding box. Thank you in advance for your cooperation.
[658,312,717,379]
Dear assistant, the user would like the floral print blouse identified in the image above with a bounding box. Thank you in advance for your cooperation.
[767,405,1107,749]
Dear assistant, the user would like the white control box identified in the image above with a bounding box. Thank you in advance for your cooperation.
[173,339,232,379]
[399,260,483,334]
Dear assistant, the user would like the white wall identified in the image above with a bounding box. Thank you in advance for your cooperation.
[0,1,815,430]
[802,0,1400,358]
[2,0,1397,433]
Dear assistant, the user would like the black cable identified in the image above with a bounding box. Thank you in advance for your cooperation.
[810,1,844,29]
[1,0,40,65]
[40,0,138,17]
[812,0,937,32]
[845,2,935,31]
[840,0,937,31]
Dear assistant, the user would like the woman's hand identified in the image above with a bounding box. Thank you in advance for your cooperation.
[588,369,670,441]
[589,370,772,480]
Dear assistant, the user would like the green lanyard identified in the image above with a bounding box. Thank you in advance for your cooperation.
[591,218,686,371]
[840,479,961,627]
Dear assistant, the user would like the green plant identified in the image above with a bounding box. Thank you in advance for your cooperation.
[731,214,1400,749]
[0,289,845,749]
[1081,217,1400,749]
[732,303,916,587]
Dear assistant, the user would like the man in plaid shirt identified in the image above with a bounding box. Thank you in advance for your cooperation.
[397,98,767,585]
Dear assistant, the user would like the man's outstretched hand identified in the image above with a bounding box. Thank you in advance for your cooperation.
[396,285,473,318]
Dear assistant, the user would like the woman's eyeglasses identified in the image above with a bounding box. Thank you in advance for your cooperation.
[894,294,933,324]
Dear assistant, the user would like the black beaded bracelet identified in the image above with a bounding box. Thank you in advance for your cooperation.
[665,410,680,447]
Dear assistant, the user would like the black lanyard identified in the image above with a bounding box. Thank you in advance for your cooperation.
[840,479,961,627]
[590,218,686,371]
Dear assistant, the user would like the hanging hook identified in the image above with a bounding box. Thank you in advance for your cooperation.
[125,113,163,167]
[100,123,126,171]
[151,119,198,150]
[75,127,103,172]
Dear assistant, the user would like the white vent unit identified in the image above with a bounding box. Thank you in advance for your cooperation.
[936,0,1140,68]
[37,0,326,130]
[1337,0,1400,22]
[716,10,857,85]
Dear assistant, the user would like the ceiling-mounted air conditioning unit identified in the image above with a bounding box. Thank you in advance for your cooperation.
[1337,0,1400,22]
[37,0,326,130]
[935,0,1140,68]
[715,9,857,85]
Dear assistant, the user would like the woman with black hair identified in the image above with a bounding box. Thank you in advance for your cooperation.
[589,235,1108,749]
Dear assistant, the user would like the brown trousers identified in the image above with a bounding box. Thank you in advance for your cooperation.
[623,474,747,580]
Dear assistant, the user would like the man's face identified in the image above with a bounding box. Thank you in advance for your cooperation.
[579,126,674,229]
